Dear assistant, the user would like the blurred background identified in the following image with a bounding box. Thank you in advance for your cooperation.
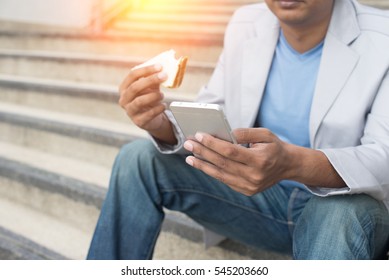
[0,0,387,260]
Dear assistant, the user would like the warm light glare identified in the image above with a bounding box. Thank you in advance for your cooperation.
[112,0,188,15]
[91,0,186,32]
[119,0,187,7]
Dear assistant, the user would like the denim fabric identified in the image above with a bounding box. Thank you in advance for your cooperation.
[87,140,389,260]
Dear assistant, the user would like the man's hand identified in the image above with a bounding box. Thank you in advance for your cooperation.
[119,64,167,131]
[183,128,346,196]
[183,128,295,196]
[119,64,176,144]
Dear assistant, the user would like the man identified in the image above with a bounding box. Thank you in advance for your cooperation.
[87,0,389,259]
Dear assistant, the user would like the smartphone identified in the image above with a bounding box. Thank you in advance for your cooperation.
[169,101,237,144]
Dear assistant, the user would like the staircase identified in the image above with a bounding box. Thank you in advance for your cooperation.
[0,0,388,260]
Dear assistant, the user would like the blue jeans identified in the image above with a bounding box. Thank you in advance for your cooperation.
[87,140,389,260]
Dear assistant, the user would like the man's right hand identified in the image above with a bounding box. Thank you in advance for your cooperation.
[118,64,177,144]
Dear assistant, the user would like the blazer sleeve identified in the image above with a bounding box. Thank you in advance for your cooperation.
[309,70,389,203]
[148,110,187,154]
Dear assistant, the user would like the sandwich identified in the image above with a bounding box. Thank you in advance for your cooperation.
[133,49,188,88]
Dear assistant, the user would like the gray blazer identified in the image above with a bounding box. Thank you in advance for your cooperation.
[186,0,389,211]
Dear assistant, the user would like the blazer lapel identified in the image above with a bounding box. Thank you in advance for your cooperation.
[310,0,360,147]
[240,15,279,128]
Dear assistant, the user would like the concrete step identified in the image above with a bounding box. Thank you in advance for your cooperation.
[0,225,67,260]
[0,74,130,123]
[0,75,196,123]
[0,102,145,167]
[110,0,258,41]
[120,11,229,34]
[113,21,225,39]
[116,0,245,36]
[135,4,239,15]
[0,141,110,190]
[130,0,257,17]
[114,16,226,32]
[0,142,107,229]
[0,21,223,62]
[138,0,258,5]
[125,12,231,25]
[0,49,214,92]
[0,195,93,260]
[0,144,104,259]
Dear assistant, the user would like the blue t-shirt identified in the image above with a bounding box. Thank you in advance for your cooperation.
[256,31,323,188]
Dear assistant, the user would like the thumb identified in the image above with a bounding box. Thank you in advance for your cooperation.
[233,128,275,144]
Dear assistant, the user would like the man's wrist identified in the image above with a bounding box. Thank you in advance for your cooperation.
[283,143,305,182]
[284,144,346,188]
[148,114,177,145]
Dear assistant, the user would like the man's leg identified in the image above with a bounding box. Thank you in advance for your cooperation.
[293,194,389,259]
[87,139,311,259]
[87,140,167,259]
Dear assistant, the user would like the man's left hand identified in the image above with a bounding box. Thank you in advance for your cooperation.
[183,128,296,196]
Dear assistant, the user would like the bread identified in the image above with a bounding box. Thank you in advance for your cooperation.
[133,49,188,88]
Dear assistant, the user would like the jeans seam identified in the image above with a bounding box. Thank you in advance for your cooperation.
[356,215,374,259]
[161,188,291,225]
[145,215,164,260]
[287,188,300,236]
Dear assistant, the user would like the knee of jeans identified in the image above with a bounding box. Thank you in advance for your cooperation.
[113,139,161,176]
[117,139,157,162]
[294,194,387,259]
[305,194,380,223]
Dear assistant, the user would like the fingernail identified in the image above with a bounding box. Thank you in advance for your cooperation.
[158,72,167,80]
[154,64,162,71]
[186,156,194,166]
[183,141,193,152]
[195,133,203,142]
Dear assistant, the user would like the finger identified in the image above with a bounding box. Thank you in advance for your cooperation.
[119,64,162,93]
[119,72,167,108]
[193,132,252,164]
[233,128,275,145]
[131,103,167,129]
[183,139,262,189]
[129,72,167,96]
[124,91,164,116]
[185,155,256,195]
[184,139,243,170]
